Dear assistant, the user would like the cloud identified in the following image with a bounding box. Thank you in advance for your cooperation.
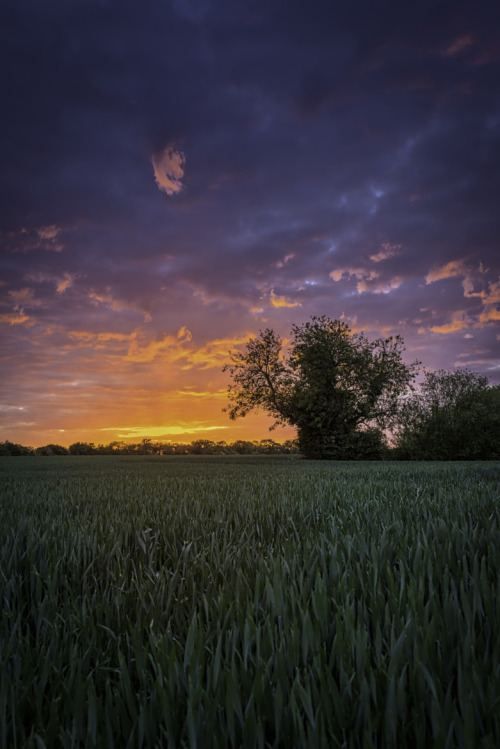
[2,226,65,253]
[330,267,377,283]
[430,311,472,334]
[479,307,500,324]
[0,311,32,325]
[56,273,76,294]
[28,270,77,294]
[273,253,295,269]
[101,424,228,438]
[0,287,42,326]
[369,243,403,263]
[270,289,302,308]
[65,330,133,352]
[38,225,61,241]
[125,329,191,363]
[181,334,252,370]
[425,260,467,284]
[152,146,186,195]
[176,325,192,342]
[356,277,404,295]
[8,287,42,309]
[330,266,402,295]
[176,389,227,399]
[482,278,500,306]
[444,34,475,57]
[425,264,499,329]
[88,288,151,321]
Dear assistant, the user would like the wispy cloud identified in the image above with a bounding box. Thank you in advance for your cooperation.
[425,260,467,284]
[444,34,475,57]
[369,243,403,263]
[0,311,32,325]
[8,287,42,308]
[2,225,65,253]
[101,424,228,438]
[88,288,152,322]
[124,327,192,363]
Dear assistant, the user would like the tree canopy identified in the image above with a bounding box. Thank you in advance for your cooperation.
[393,369,500,460]
[223,316,419,459]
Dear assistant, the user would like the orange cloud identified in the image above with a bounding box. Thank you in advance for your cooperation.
[356,277,403,295]
[425,260,466,284]
[124,329,191,363]
[0,311,32,325]
[180,334,251,369]
[64,330,133,353]
[331,266,403,295]
[270,289,302,308]
[101,424,228,438]
[152,146,186,195]
[56,272,76,294]
[121,328,249,370]
[482,278,500,305]
[430,311,471,334]
[176,389,227,399]
[1,287,41,325]
[330,267,375,282]
[478,307,500,324]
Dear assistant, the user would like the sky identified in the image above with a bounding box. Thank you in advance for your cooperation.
[1,0,499,448]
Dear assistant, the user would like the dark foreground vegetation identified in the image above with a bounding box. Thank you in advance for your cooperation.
[1,457,499,747]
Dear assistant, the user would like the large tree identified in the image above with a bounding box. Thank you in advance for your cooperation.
[223,316,418,459]
[393,369,500,460]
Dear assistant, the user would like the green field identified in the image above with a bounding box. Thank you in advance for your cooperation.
[1,457,499,748]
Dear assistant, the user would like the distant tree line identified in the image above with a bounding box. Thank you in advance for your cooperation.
[0,438,300,457]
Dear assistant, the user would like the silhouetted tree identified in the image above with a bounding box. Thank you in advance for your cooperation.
[224,316,418,459]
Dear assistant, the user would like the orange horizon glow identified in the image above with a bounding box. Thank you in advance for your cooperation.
[0,327,298,449]
[3,413,297,451]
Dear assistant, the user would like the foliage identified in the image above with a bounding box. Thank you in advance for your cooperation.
[393,370,500,460]
[69,441,99,455]
[1,457,499,747]
[0,440,34,456]
[224,316,419,459]
[35,443,69,456]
